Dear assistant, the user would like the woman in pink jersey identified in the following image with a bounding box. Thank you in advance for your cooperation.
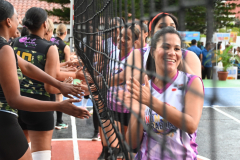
[122,27,204,159]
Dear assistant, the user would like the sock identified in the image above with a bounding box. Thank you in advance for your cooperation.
[82,98,88,107]
[28,142,31,150]
[32,150,51,160]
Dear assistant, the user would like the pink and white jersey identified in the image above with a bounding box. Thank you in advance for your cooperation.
[103,37,118,55]
[138,43,151,69]
[108,49,133,113]
[136,71,204,160]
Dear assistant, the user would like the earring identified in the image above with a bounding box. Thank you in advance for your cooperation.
[9,25,12,28]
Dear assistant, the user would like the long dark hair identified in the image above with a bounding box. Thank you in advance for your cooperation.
[0,1,14,23]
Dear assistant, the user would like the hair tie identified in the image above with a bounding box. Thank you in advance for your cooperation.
[149,12,169,31]
[23,25,28,29]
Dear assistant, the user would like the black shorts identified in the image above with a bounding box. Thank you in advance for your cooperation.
[18,92,54,131]
[112,111,131,126]
[0,111,29,160]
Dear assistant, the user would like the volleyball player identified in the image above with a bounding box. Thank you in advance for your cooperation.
[12,7,89,159]
[124,26,204,160]
[0,2,90,160]
[51,24,72,130]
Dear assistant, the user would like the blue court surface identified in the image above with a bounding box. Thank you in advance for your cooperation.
[54,80,240,160]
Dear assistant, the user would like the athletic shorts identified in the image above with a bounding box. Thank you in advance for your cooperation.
[112,111,131,126]
[0,111,29,160]
[18,92,54,131]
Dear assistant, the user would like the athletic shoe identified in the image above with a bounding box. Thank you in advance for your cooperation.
[117,151,124,159]
[89,109,93,115]
[92,132,99,141]
[55,122,68,130]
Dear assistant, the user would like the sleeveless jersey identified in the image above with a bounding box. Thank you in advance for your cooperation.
[0,37,23,115]
[103,37,118,55]
[136,71,203,160]
[50,37,66,62]
[138,43,150,69]
[12,34,52,97]
[107,48,133,113]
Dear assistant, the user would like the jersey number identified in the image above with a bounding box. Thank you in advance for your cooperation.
[17,51,32,62]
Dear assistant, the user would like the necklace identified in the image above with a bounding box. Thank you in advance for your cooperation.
[0,36,7,42]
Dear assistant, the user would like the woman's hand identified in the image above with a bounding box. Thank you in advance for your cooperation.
[58,99,91,119]
[58,80,84,99]
[116,90,146,117]
[126,75,151,106]
[76,69,93,83]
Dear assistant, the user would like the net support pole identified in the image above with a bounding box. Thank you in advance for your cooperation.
[70,0,74,52]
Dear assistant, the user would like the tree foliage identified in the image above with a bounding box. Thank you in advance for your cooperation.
[39,0,70,22]
[41,0,240,34]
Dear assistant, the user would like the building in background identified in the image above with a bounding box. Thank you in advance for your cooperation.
[8,0,71,42]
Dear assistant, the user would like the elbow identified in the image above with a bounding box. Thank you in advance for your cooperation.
[186,122,198,134]
[7,95,21,109]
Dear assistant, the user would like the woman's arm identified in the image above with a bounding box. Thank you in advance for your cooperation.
[127,76,204,134]
[45,45,82,93]
[64,45,71,62]
[179,51,202,78]
[107,49,143,87]
[17,55,82,98]
[0,45,90,118]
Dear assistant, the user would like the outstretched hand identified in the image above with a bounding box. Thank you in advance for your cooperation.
[126,75,151,106]
[76,69,93,84]
[59,78,85,99]
[59,99,91,119]
[116,90,146,116]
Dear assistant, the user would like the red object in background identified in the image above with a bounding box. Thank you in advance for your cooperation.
[172,88,177,91]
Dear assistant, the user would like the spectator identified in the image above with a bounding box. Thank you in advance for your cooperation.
[198,42,204,50]
[202,42,213,79]
[187,39,202,61]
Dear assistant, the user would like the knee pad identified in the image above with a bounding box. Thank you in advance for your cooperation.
[32,150,51,160]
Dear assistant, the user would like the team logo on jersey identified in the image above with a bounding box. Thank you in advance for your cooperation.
[19,37,37,48]
[145,108,177,137]
[174,84,184,90]
[50,38,59,45]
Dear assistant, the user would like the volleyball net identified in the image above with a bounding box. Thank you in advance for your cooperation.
[73,0,216,159]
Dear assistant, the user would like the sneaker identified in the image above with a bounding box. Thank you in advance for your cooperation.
[92,132,99,141]
[117,151,124,159]
[89,109,93,115]
[55,122,68,130]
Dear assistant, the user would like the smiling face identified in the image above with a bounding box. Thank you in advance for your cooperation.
[154,16,176,34]
[153,33,182,75]
[117,28,133,53]
[134,24,148,48]
[110,19,120,40]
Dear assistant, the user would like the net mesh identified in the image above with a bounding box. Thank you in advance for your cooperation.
[74,0,216,159]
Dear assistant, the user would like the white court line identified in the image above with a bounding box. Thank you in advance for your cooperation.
[197,155,210,160]
[52,138,72,141]
[203,106,240,108]
[76,106,93,108]
[204,87,240,88]
[52,138,100,141]
[71,116,80,160]
[212,106,240,124]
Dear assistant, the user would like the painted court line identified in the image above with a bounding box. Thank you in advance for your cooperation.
[212,106,240,124]
[71,116,80,160]
[197,155,210,160]
[203,106,240,108]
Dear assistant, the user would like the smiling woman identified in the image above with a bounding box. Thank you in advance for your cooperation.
[124,27,204,160]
